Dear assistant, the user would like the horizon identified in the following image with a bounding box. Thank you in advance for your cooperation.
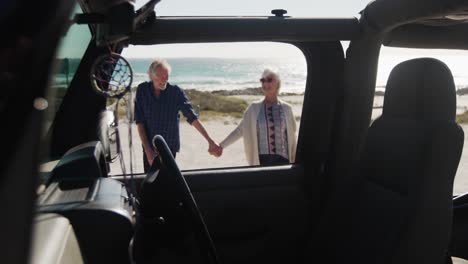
[117,50,468,89]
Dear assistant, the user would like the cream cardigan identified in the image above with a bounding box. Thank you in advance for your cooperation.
[220,99,297,166]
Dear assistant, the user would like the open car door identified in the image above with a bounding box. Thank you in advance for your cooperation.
[117,14,354,262]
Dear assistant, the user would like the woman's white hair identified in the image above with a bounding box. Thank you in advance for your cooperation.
[148,58,172,78]
[262,68,281,90]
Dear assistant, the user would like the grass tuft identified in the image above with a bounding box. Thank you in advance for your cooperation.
[456,110,468,124]
[184,89,248,119]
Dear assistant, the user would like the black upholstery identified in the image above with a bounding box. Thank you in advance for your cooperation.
[311,58,464,263]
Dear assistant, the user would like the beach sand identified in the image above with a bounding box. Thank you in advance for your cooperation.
[111,120,247,174]
[110,94,468,195]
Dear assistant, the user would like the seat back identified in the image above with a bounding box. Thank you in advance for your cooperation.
[312,58,464,263]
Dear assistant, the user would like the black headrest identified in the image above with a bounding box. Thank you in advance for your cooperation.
[383,58,456,122]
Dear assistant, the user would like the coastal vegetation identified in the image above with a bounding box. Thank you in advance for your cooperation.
[111,88,249,121]
[457,111,468,124]
[185,89,248,120]
[457,87,468,96]
[109,86,468,124]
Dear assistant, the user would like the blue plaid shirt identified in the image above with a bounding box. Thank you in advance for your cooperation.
[134,82,198,152]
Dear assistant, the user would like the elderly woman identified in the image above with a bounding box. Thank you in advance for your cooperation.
[216,69,297,166]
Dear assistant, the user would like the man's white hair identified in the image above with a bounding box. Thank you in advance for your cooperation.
[148,58,172,78]
[262,68,281,90]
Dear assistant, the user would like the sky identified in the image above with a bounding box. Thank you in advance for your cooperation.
[135,0,371,17]
[122,42,306,59]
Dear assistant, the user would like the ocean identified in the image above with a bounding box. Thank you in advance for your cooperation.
[53,56,468,93]
[129,56,468,92]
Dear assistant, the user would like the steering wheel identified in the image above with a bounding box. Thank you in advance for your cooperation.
[136,135,219,264]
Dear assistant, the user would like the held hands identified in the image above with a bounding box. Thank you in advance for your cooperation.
[208,141,223,157]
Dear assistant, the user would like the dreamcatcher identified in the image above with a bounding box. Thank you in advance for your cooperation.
[90,52,137,201]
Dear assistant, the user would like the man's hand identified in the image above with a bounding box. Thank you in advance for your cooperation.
[208,142,222,157]
[192,120,223,157]
[145,148,158,166]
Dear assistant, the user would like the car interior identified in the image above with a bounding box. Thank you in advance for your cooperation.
[2,0,468,263]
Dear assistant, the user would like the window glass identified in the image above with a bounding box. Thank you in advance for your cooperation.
[112,42,306,173]
[47,5,91,129]
[375,46,468,194]
[39,4,91,175]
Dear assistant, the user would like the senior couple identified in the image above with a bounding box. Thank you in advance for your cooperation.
[134,59,297,172]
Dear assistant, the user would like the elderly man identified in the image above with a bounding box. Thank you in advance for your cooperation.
[135,58,220,172]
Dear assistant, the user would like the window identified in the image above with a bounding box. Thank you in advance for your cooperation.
[111,42,307,173]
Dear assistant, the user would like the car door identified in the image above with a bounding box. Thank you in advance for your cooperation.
[112,14,357,263]
[128,40,347,263]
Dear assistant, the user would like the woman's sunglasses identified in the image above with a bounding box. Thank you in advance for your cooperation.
[260,77,273,83]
